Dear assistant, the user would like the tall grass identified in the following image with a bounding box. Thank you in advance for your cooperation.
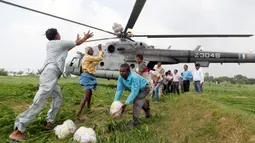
[0,76,255,143]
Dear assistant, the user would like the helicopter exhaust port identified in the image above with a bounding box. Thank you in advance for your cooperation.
[107,45,115,53]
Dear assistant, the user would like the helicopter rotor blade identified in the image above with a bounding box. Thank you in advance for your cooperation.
[123,0,146,34]
[0,0,116,36]
[132,34,253,38]
[85,37,119,42]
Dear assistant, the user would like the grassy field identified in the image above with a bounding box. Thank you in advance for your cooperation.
[0,76,255,143]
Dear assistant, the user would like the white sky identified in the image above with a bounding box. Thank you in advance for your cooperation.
[0,0,255,78]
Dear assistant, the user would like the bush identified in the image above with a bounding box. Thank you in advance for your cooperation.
[219,81,231,86]
[0,68,8,76]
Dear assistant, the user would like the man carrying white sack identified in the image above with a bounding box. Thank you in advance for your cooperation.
[8,28,93,142]
[113,63,152,128]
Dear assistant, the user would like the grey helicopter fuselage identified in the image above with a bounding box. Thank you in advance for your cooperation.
[64,39,255,79]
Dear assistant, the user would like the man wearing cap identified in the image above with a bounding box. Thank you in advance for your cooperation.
[193,63,204,93]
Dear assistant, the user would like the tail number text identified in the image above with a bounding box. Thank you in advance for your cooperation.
[194,53,220,58]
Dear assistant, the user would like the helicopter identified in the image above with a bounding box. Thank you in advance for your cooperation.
[1,0,255,80]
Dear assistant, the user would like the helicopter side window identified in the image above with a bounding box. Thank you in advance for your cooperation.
[100,62,104,67]
[108,45,115,53]
[130,64,135,69]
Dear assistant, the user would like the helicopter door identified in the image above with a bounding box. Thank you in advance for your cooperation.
[66,56,83,75]
[73,57,83,75]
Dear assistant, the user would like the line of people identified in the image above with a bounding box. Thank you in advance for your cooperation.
[135,54,205,103]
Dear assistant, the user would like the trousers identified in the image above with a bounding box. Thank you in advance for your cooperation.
[183,80,190,92]
[14,64,63,133]
[133,86,150,119]
[194,81,203,92]
[152,81,163,101]
[172,82,180,95]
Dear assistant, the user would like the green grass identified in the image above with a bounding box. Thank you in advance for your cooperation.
[0,76,255,143]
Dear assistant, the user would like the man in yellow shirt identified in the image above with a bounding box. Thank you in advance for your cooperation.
[76,44,103,120]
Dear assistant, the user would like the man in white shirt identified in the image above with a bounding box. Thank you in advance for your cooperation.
[172,69,181,95]
[193,63,204,93]
[8,28,94,142]
[166,70,173,93]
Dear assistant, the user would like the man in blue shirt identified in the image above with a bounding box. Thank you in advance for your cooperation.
[182,65,193,92]
[114,63,151,127]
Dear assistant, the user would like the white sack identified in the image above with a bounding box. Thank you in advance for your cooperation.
[54,119,77,139]
[109,101,123,115]
[73,126,97,143]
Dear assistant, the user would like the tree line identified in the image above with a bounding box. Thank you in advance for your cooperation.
[204,72,255,85]
[0,68,39,76]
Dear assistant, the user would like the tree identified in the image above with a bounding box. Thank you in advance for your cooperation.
[36,69,41,76]
[204,72,214,82]
[26,68,31,75]
[247,78,255,84]
[0,68,8,76]
[234,74,248,84]
[13,72,17,76]
[27,72,36,76]
[17,71,24,76]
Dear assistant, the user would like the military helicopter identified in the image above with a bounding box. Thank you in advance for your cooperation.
[1,0,255,79]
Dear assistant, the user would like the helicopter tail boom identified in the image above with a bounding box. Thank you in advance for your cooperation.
[136,48,255,66]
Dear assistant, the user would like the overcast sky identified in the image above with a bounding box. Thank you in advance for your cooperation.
[0,0,255,78]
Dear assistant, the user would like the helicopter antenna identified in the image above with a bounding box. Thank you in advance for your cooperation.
[194,45,201,51]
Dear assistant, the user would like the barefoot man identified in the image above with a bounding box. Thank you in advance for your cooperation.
[76,44,103,120]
